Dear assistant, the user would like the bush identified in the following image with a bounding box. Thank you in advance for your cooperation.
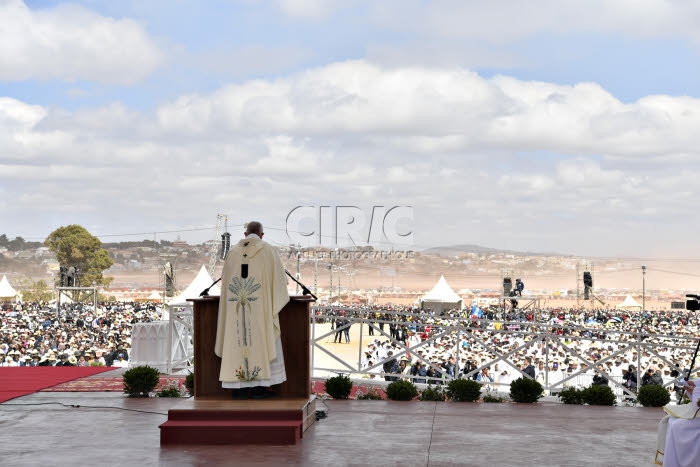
[356,388,384,400]
[446,378,482,402]
[509,377,543,403]
[386,380,419,401]
[123,365,160,397]
[420,385,446,401]
[558,387,584,405]
[325,374,353,400]
[89,360,105,367]
[482,391,506,403]
[637,384,671,407]
[581,384,616,406]
[185,372,194,396]
[157,382,184,398]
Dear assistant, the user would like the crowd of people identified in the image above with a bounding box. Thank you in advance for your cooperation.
[320,304,700,401]
[4,298,699,402]
[0,300,162,368]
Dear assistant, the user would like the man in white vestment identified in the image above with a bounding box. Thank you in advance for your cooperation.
[214,221,290,399]
[655,378,700,466]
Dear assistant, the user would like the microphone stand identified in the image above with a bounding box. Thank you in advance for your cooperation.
[199,277,221,297]
[684,295,700,381]
[687,338,700,381]
[285,269,317,300]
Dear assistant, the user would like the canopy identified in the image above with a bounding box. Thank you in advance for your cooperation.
[420,276,462,312]
[0,275,18,300]
[168,265,220,306]
[147,290,163,300]
[616,294,642,311]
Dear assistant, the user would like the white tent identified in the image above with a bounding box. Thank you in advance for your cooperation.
[168,265,220,306]
[616,294,642,311]
[420,275,463,312]
[147,290,163,301]
[0,275,18,300]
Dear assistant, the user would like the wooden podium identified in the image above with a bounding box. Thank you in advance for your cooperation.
[160,295,316,445]
[191,295,313,399]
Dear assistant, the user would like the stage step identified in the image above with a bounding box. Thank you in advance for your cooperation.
[160,419,301,445]
[159,398,316,446]
[166,408,303,422]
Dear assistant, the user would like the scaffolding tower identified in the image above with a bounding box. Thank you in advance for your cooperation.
[208,213,228,277]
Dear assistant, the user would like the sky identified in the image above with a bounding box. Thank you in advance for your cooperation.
[2,0,700,258]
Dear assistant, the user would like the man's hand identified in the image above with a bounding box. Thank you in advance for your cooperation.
[685,380,695,399]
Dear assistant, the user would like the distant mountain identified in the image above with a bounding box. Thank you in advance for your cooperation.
[421,244,566,257]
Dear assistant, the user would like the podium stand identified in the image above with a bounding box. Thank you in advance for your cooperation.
[160,296,316,445]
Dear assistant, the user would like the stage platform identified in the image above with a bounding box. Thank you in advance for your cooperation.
[159,397,316,445]
[0,391,662,466]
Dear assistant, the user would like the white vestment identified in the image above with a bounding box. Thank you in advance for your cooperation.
[214,234,290,389]
[655,378,700,466]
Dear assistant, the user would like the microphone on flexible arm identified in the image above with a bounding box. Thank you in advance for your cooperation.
[285,269,317,300]
[199,277,222,297]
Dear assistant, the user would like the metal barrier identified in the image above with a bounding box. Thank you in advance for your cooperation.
[311,306,699,400]
[167,305,194,374]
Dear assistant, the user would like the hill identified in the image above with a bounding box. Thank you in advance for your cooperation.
[421,244,566,257]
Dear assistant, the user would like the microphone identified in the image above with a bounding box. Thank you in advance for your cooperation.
[199,277,222,297]
[284,269,317,300]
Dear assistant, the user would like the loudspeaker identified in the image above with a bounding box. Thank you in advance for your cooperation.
[503,277,512,297]
[583,271,592,300]
[221,232,232,259]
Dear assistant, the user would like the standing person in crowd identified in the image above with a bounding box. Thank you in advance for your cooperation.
[523,357,536,379]
[625,365,638,396]
[477,366,494,387]
[592,364,609,386]
[343,317,351,344]
[441,356,456,378]
[333,316,344,343]
[535,361,546,386]
[642,366,664,387]
[382,351,398,382]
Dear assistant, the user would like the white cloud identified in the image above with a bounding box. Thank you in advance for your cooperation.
[3,60,700,255]
[276,0,348,20]
[155,60,700,158]
[0,0,162,84]
[370,0,700,44]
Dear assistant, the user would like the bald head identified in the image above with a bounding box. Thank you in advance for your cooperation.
[245,221,263,237]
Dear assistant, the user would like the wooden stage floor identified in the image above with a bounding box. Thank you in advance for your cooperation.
[1,392,662,466]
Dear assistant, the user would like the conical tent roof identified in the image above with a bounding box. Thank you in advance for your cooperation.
[0,275,18,299]
[147,290,163,300]
[168,265,220,305]
[616,294,642,310]
[421,276,462,304]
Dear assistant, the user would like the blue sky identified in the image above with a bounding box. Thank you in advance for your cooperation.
[3,0,700,258]
[8,0,700,110]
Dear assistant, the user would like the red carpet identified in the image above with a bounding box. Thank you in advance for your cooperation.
[0,367,114,403]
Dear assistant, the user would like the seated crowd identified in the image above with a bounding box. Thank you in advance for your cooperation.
[322,304,699,401]
[0,300,162,368]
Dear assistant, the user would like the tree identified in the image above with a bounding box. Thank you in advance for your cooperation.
[44,225,114,288]
[21,280,54,303]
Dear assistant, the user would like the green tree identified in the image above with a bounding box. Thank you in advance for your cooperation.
[44,225,114,288]
[21,280,54,303]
